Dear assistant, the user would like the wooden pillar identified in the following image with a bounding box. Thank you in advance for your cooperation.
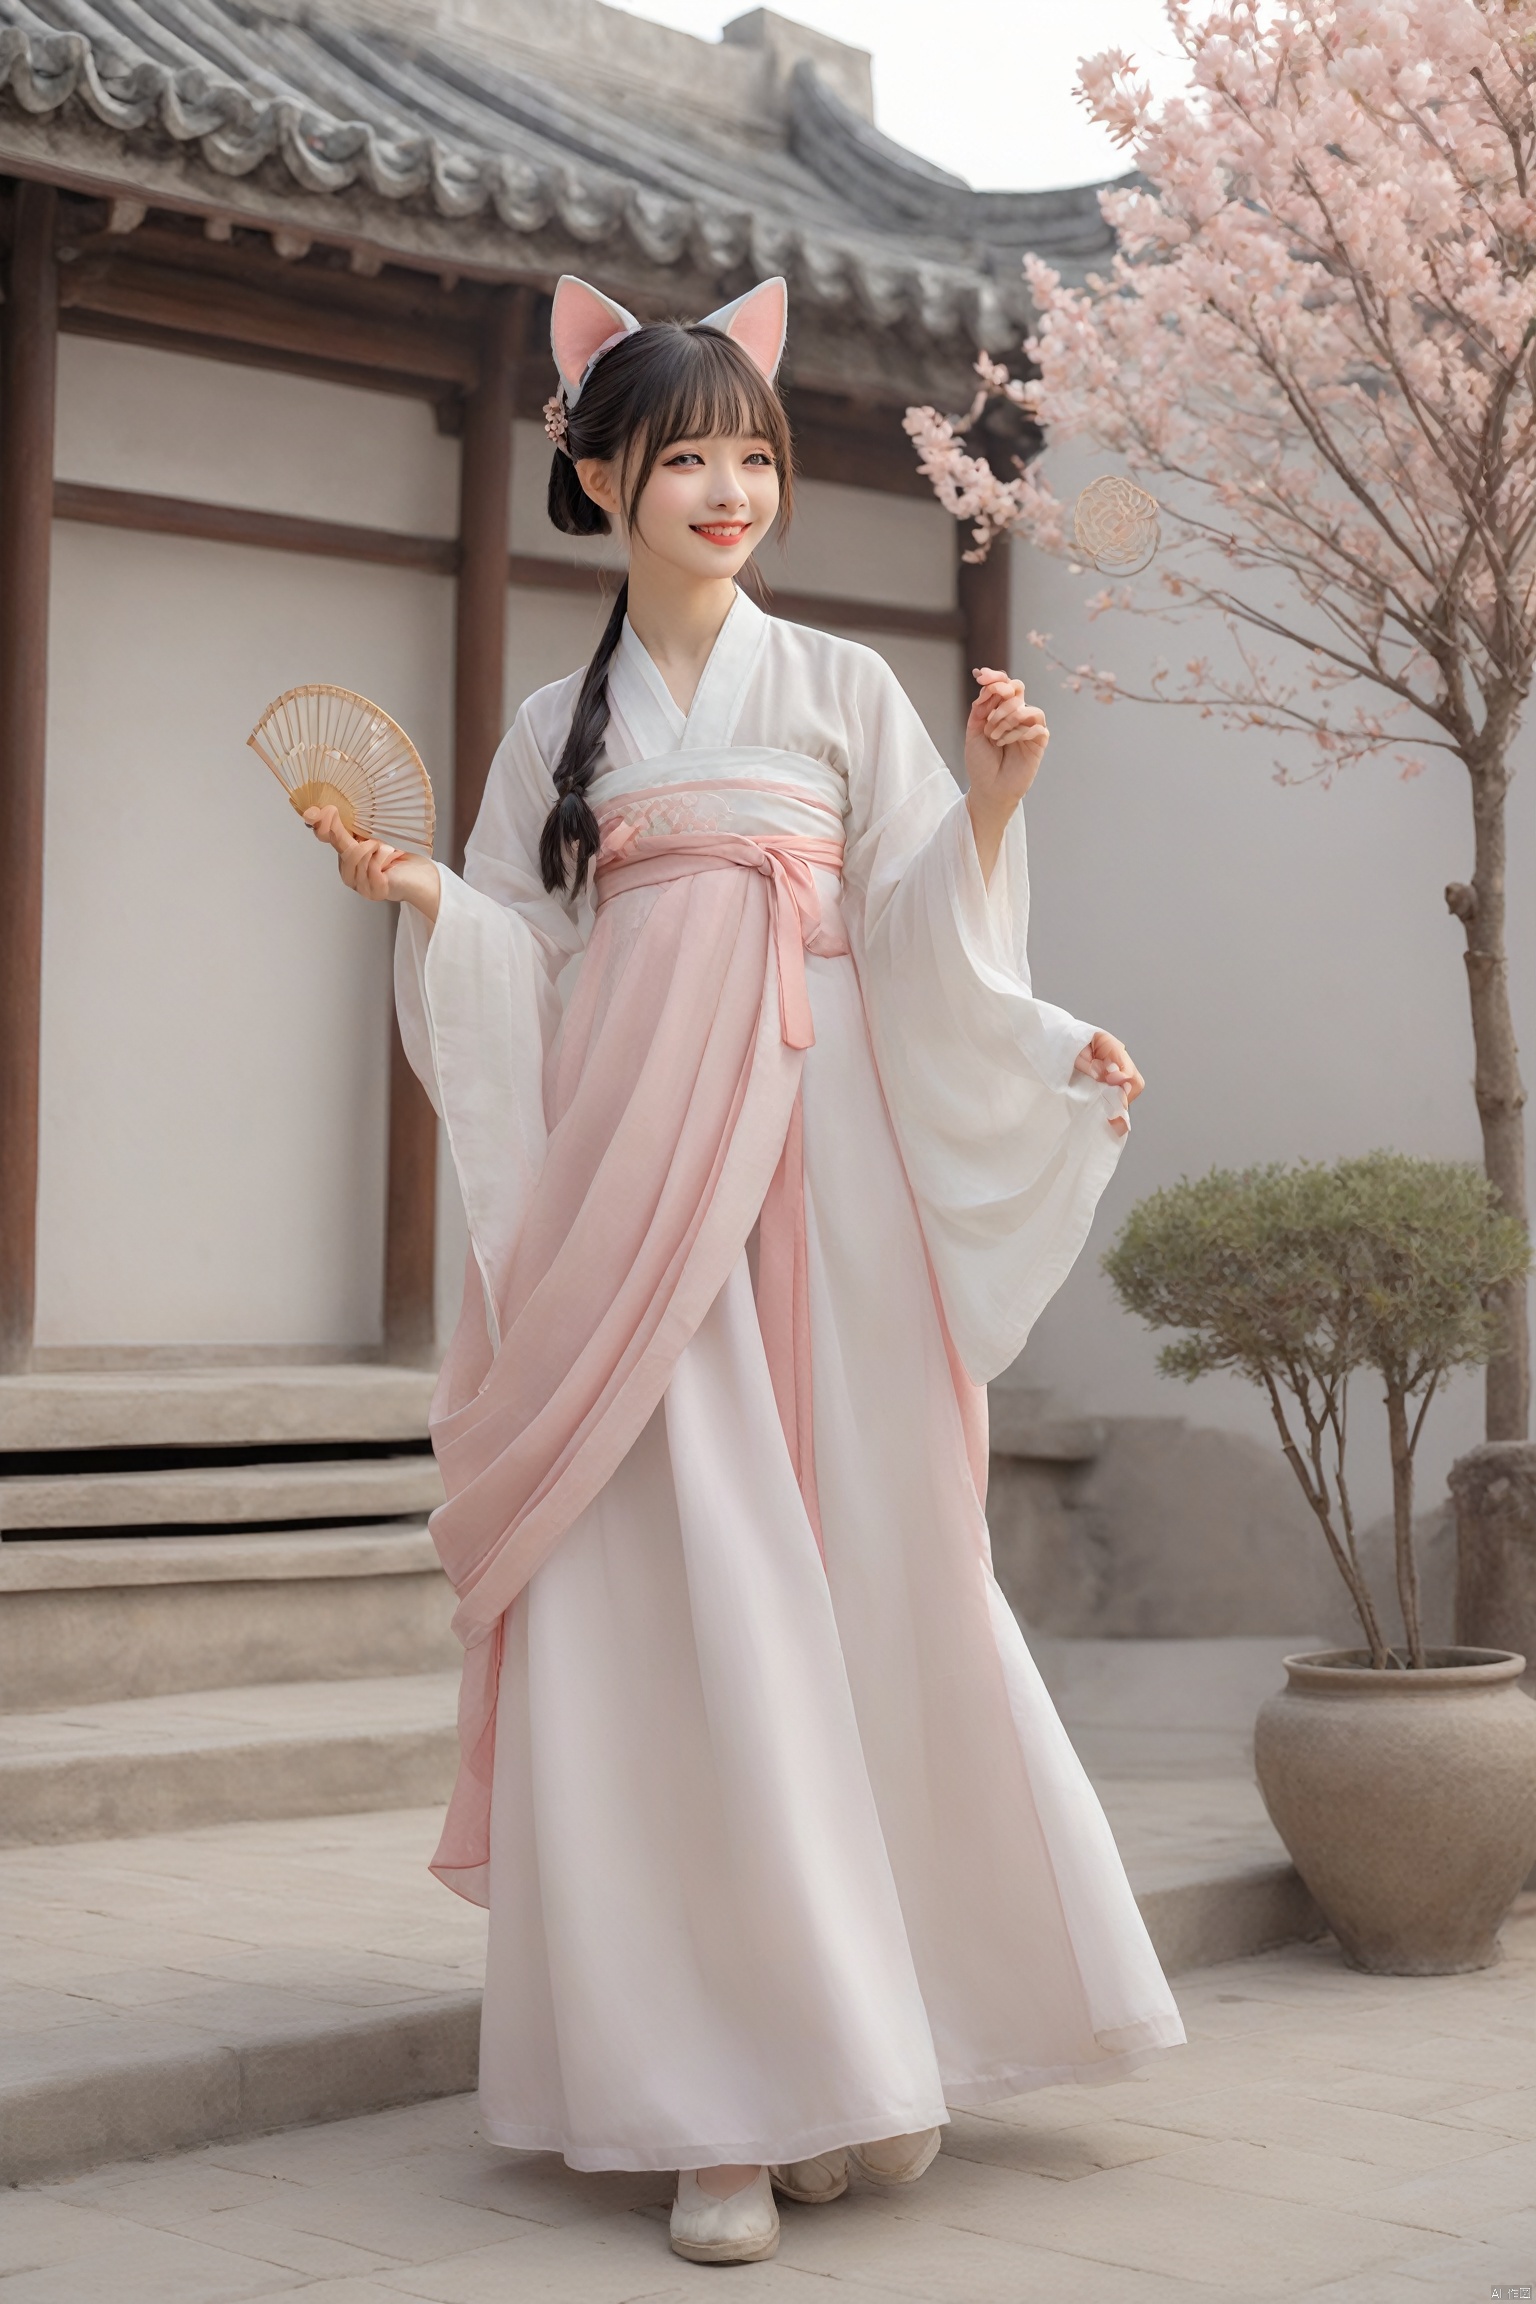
[381,288,517,1362]
[0,183,59,1374]
[957,528,1013,720]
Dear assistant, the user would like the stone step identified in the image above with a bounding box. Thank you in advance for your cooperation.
[0,1527,457,1711]
[0,1674,459,1845]
[0,1790,1322,2184]
[986,1384,1105,1463]
[0,1453,443,1535]
[0,1364,435,1453]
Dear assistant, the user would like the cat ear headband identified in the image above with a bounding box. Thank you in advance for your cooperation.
[542,273,788,451]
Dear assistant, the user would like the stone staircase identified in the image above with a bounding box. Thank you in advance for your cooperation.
[0,1368,459,1844]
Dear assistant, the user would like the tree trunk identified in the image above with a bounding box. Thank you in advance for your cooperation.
[1384,1384,1425,1666]
[1448,755,1529,1442]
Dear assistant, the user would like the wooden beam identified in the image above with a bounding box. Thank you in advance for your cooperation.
[783,387,936,501]
[504,550,963,642]
[56,481,961,640]
[60,307,464,415]
[58,255,479,389]
[0,185,58,1374]
[58,217,493,335]
[750,582,963,645]
[54,481,459,576]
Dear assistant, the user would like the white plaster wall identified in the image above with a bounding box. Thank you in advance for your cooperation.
[1007,521,1536,1517]
[510,419,627,571]
[762,478,955,612]
[55,336,460,536]
[40,524,454,1349]
[42,339,461,1352]
[505,582,614,717]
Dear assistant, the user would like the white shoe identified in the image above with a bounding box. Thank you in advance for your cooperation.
[770,2149,849,2204]
[670,2166,780,2263]
[850,2127,942,2186]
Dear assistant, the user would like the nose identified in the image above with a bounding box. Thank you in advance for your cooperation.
[709,463,750,510]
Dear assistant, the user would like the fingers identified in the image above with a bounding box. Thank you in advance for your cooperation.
[365,843,402,897]
[971,668,1020,719]
[986,701,1048,749]
[967,671,1047,751]
[303,804,358,858]
[347,840,398,897]
[301,807,404,901]
[1075,1033,1146,1104]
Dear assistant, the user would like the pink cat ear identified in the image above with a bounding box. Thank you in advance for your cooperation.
[550,275,642,397]
[698,277,788,381]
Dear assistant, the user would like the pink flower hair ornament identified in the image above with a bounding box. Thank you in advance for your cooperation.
[544,273,789,456]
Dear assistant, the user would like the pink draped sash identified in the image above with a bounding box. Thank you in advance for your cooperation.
[425,823,848,1900]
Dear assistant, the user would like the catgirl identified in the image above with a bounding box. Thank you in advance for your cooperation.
[306,274,1183,2267]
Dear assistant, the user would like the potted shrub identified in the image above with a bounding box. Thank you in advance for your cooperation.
[1104,1153,1536,1973]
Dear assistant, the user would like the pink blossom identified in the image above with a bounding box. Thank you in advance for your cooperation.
[906,0,1536,785]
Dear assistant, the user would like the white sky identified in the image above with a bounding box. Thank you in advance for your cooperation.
[601,0,1187,191]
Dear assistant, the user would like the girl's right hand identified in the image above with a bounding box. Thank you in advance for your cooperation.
[303,805,440,923]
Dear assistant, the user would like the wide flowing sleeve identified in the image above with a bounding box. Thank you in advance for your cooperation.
[839,643,1127,1384]
[394,685,587,1349]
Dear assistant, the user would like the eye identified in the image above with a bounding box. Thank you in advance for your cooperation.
[662,450,704,468]
[744,451,774,466]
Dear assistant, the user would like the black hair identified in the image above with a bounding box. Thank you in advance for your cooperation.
[538,319,794,895]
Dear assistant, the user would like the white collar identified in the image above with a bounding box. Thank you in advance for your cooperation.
[609,588,769,761]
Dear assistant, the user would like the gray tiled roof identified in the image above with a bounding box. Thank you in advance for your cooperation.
[0,0,1118,351]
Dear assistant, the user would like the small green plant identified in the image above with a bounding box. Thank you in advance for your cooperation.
[1104,1154,1530,1668]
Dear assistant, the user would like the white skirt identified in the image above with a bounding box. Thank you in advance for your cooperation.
[478,954,1184,2172]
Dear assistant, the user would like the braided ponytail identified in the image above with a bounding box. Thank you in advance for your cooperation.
[536,314,794,895]
[538,581,627,896]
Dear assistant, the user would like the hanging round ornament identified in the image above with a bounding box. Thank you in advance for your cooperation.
[1073,475,1162,574]
[246,684,436,855]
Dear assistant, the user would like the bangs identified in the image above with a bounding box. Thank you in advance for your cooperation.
[623,326,793,526]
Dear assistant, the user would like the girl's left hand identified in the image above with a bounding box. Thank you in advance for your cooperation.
[965,667,1049,805]
[964,667,1050,884]
[1075,1029,1144,1138]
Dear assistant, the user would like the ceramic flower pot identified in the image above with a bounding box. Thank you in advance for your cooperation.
[1254,1647,1536,1974]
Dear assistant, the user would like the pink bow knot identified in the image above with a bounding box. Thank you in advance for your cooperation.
[593,827,847,1052]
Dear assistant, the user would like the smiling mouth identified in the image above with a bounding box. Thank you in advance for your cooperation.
[691,522,750,545]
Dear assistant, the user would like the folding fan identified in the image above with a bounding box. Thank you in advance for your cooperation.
[247,684,436,855]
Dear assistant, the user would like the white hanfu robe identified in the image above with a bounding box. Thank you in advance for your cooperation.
[396,589,1184,2174]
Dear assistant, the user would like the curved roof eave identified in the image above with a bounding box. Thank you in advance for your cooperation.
[0,0,1124,389]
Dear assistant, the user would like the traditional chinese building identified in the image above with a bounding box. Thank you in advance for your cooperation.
[0,0,1115,1389]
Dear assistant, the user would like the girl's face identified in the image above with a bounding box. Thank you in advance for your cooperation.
[584,432,781,580]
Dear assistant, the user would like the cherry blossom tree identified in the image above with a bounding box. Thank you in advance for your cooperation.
[907,0,1536,1440]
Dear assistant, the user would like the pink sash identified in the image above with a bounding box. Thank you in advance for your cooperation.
[425,824,848,1900]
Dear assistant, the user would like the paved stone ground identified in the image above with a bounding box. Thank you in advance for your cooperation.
[4,1904,1531,2304]
[0,1775,1294,2049]
[0,1638,1313,2106]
